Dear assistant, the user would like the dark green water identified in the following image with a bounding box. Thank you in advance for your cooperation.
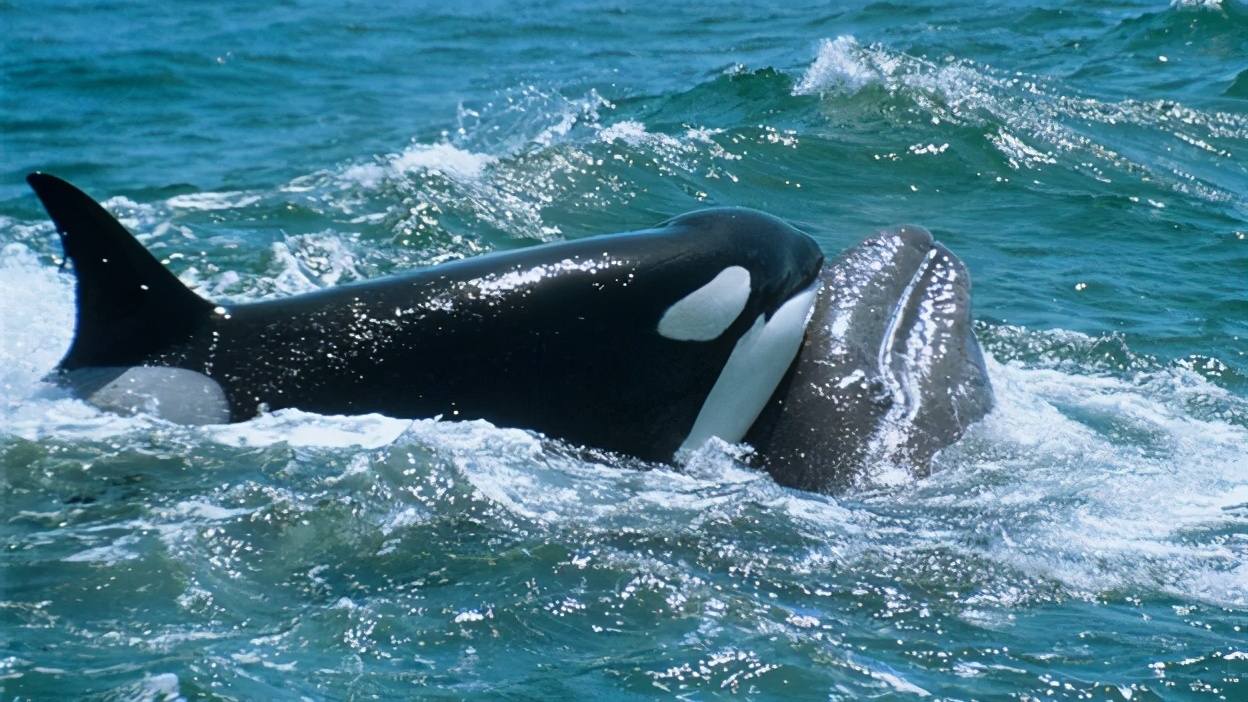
[2,1,1246,699]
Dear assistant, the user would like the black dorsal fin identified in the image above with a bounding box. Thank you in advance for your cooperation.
[26,173,213,370]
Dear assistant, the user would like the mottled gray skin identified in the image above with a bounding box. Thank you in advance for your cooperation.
[746,226,994,492]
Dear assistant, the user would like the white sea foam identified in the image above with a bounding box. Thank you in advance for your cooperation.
[166,191,261,211]
[393,143,495,179]
[332,139,560,244]
[167,500,254,521]
[206,410,412,449]
[0,244,73,409]
[264,232,366,294]
[599,120,685,151]
[136,673,185,702]
[911,348,1248,606]
[1169,0,1223,11]
[793,36,884,94]
[530,89,612,146]
[63,535,141,564]
[341,142,497,188]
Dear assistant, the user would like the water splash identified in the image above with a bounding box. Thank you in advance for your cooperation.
[795,35,1247,206]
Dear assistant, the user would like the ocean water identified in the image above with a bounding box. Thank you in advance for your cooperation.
[2,0,1246,698]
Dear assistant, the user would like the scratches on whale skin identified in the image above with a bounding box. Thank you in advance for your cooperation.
[866,242,988,481]
[745,224,992,492]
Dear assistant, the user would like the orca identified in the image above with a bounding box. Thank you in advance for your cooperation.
[26,173,992,491]
[27,173,824,463]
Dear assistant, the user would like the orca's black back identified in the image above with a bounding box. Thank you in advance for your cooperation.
[160,211,822,460]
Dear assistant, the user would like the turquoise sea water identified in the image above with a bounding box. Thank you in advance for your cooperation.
[2,0,1246,699]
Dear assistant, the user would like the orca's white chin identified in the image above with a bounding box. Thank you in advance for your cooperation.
[678,278,821,454]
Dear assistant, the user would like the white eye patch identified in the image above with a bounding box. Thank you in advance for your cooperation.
[657,266,751,341]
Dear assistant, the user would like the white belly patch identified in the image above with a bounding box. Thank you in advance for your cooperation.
[679,280,820,452]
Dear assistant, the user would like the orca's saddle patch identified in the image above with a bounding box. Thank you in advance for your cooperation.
[62,367,232,419]
[62,367,230,425]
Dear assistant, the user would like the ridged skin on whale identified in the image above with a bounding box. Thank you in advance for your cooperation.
[746,225,993,492]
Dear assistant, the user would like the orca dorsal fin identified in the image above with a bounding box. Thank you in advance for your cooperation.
[26,173,213,370]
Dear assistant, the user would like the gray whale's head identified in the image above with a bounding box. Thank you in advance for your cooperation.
[747,225,994,492]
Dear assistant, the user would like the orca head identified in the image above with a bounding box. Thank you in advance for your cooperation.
[655,208,823,328]
[646,208,825,455]
[746,225,994,492]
